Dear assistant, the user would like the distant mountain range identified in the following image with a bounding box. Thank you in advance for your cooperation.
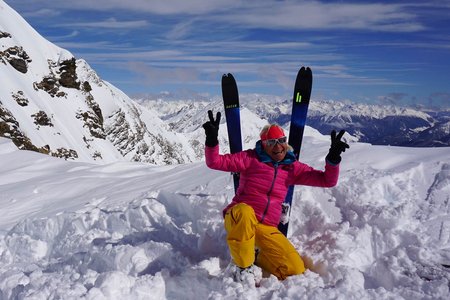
[137,95,450,149]
[246,98,450,147]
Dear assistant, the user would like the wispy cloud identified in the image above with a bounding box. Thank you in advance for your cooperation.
[213,2,425,32]
[49,30,79,41]
[55,40,133,51]
[366,41,450,50]
[64,18,149,30]
[166,19,196,40]
[127,62,201,85]
[11,0,427,32]
[21,8,60,18]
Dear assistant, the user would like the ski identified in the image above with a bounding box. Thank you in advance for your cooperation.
[221,73,243,193]
[278,67,313,236]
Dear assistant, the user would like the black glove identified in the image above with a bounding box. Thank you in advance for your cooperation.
[202,110,221,147]
[326,130,350,164]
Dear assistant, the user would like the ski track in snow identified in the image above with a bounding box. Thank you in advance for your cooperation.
[1,137,450,299]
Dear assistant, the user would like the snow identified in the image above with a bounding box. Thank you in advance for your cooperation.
[2,0,450,298]
[1,0,197,165]
[0,0,66,75]
[307,100,432,120]
[1,133,450,300]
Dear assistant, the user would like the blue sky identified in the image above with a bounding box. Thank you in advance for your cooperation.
[5,0,450,108]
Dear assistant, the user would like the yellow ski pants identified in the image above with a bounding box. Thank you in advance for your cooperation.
[224,203,305,280]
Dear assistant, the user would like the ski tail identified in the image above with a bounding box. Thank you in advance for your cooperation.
[221,73,242,192]
[278,67,313,236]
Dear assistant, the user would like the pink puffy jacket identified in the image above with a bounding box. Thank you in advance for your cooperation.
[205,144,339,227]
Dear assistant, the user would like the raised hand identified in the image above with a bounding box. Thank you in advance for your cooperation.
[326,130,350,164]
[202,110,221,147]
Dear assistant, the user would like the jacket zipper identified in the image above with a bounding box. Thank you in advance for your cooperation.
[260,164,278,223]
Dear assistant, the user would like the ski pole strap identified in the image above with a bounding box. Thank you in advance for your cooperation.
[230,172,240,193]
[279,203,291,225]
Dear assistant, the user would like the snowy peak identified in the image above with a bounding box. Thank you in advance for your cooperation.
[0,0,68,76]
[0,1,195,164]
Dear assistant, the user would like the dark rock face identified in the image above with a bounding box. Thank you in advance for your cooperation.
[76,111,106,139]
[0,31,12,38]
[31,110,53,127]
[0,46,32,73]
[12,91,29,107]
[9,57,28,73]
[33,58,82,97]
[58,58,80,89]
[0,102,49,154]
[51,148,78,160]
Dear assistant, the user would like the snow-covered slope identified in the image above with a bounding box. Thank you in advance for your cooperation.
[1,133,449,299]
[0,1,195,164]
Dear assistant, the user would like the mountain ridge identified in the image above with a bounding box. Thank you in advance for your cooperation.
[137,95,450,148]
[0,0,195,164]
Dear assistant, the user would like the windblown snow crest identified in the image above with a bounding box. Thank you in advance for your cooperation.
[1,189,228,299]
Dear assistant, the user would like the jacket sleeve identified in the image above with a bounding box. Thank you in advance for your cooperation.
[291,160,339,187]
[205,145,250,172]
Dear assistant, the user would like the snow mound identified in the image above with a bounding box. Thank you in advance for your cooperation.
[1,137,450,299]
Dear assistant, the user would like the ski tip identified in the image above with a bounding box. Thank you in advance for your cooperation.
[297,66,312,79]
[221,73,236,86]
[298,67,306,76]
[306,67,312,78]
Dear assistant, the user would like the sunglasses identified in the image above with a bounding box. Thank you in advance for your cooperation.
[264,136,287,146]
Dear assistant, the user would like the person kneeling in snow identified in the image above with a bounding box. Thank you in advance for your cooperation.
[203,110,349,281]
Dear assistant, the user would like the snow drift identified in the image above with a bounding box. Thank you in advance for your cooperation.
[1,131,449,299]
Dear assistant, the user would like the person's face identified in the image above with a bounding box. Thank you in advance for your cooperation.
[263,136,288,162]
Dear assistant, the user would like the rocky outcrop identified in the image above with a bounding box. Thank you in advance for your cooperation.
[33,57,82,97]
[105,109,136,157]
[76,110,105,139]
[0,46,31,73]
[33,76,66,97]
[0,31,12,39]
[105,107,187,164]
[31,110,53,127]
[51,147,78,160]
[12,91,29,106]
[0,101,49,154]
[0,101,80,159]
[58,58,80,89]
